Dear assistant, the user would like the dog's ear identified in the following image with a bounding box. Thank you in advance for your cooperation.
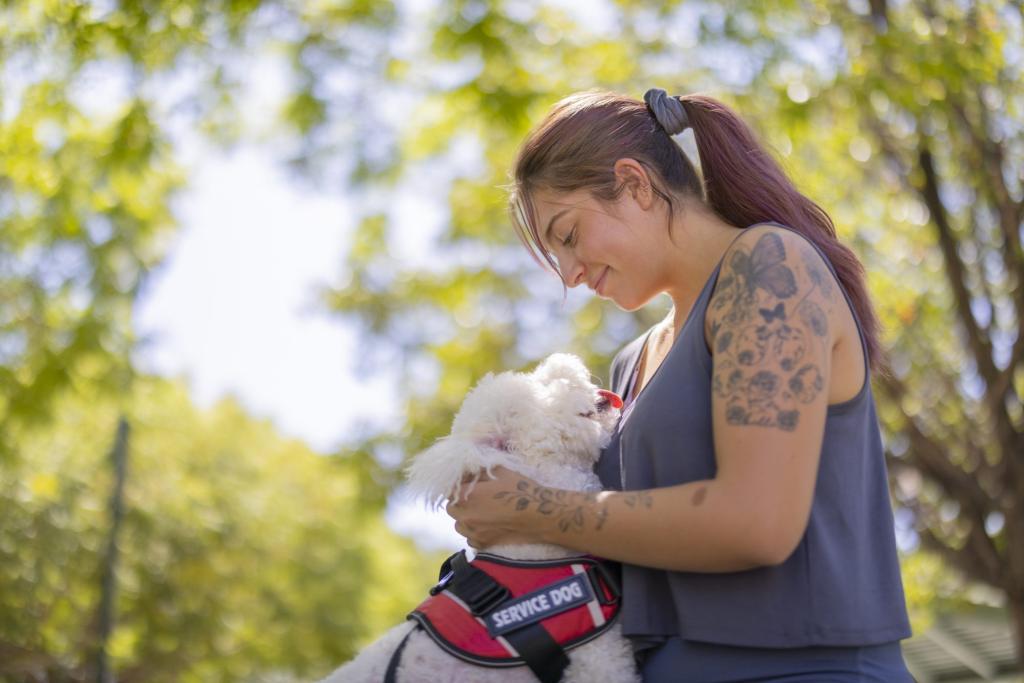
[404,436,511,507]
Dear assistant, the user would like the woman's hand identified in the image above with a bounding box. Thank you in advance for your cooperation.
[445,467,544,549]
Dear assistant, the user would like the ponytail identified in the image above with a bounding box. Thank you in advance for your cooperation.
[679,94,888,376]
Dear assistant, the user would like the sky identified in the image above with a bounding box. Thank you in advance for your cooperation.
[132,139,466,550]
[127,6,471,550]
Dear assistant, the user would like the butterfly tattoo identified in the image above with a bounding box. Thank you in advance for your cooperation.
[758,302,786,323]
[729,232,798,301]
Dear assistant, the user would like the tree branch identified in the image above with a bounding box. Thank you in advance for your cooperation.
[917,144,999,388]
[877,373,996,515]
[901,488,1005,589]
[917,519,1004,589]
[948,97,1024,410]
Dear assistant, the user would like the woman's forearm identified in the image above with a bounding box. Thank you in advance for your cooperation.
[501,477,773,572]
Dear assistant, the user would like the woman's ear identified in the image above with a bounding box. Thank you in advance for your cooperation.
[613,157,655,209]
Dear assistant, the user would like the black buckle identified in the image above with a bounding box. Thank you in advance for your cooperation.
[435,550,512,616]
[455,570,510,616]
[429,568,454,596]
[429,551,461,596]
[586,562,621,606]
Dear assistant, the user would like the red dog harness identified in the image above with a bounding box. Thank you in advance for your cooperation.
[385,550,621,683]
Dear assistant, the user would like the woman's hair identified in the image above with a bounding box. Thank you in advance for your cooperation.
[505,89,887,376]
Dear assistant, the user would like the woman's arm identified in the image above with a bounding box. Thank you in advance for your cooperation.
[448,468,769,572]
[450,225,841,572]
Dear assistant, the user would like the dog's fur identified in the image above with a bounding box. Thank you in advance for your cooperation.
[319,354,639,683]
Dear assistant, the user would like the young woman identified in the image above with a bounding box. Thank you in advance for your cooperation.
[445,88,914,681]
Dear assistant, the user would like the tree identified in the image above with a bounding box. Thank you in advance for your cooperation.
[0,373,442,681]
[0,0,399,461]
[1,2,442,679]
[776,0,1024,660]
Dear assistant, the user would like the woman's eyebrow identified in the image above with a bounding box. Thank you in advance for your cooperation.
[543,208,572,246]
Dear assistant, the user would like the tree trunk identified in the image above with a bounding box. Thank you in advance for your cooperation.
[94,416,130,683]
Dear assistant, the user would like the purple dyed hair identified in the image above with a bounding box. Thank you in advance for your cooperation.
[504,89,887,376]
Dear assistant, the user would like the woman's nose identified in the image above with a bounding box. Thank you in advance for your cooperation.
[564,258,587,288]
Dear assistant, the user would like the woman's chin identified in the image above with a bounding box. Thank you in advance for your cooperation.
[609,290,660,312]
[609,294,643,311]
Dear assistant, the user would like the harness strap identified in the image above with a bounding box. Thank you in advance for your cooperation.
[585,561,621,605]
[443,551,571,683]
[383,625,416,683]
[446,551,510,615]
[502,622,571,683]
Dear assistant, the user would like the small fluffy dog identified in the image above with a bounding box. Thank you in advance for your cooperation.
[320,353,639,683]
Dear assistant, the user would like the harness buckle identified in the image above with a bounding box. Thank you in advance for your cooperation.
[430,550,511,615]
[585,561,621,606]
[429,568,455,596]
[458,571,511,616]
[429,551,461,596]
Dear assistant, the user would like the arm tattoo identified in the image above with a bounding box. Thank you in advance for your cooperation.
[692,486,708,507]
[622,491,654,508]
[494,480,606,533]
[708,231,835,432]
[494,481,655,533]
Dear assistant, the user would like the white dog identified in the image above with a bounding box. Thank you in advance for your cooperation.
[320,353,639,683]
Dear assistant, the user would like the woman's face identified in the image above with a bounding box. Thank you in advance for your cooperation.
[533,172,670,310]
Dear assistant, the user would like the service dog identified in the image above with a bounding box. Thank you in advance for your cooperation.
[319,354,639,683]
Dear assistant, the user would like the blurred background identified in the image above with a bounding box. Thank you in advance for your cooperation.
[2,0,1023,680]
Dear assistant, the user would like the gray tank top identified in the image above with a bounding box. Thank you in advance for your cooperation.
[595,222,912,649]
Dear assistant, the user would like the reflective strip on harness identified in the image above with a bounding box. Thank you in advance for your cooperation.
[572,563,606,628]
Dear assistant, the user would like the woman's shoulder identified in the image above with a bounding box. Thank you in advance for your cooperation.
[705,221,867,406]
[704,222,841,358]
[723,222,825,263]
[710,222,845,313]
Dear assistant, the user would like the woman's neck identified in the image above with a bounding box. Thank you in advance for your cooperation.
[662,207,743,338]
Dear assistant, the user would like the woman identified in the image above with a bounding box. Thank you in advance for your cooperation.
[445,88,913,682]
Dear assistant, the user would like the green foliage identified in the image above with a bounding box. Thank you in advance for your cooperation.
[0,84,183,460]
[0,375,441,681]
[0,0,401,460]
[4,0,1023,675]
[900,549,1007,636]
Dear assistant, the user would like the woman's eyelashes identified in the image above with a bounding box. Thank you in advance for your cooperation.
[562,225,577,247]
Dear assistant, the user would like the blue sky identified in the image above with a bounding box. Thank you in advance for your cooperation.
[119,15,473,549]
[132,137,466,549]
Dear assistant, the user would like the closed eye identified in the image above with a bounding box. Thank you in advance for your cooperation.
[562,226,576,247]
